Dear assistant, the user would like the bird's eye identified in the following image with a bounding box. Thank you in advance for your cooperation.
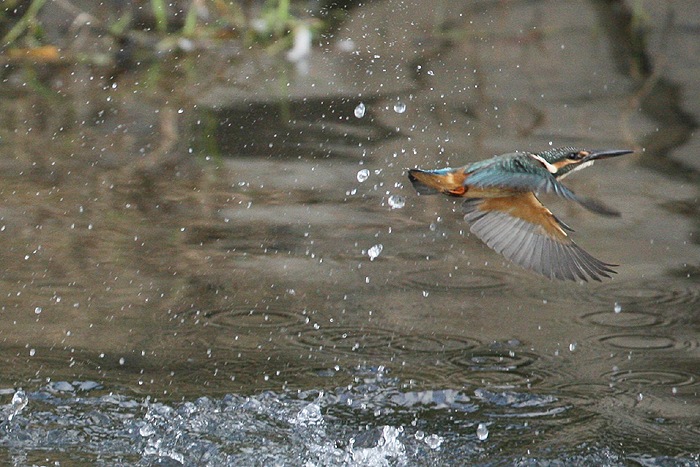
[567,152,582,160]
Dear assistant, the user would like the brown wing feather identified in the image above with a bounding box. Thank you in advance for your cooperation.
[462,194,616,281]
[477,193,569,241]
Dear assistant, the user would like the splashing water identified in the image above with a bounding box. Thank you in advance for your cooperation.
[368,244,383,261]
[7,390,28,422]
[424,434,443,449]
[476,423,489,441]
[357,169,370,183]
[351,426,406,464]
[388,194,405,209]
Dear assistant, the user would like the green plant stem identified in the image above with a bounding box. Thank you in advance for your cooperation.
[181,0,199,37]
[275,0,290,34]
[151,0,168,33]
[2,0,48,47]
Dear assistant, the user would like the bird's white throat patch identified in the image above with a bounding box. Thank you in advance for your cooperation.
[558,160,595,180]
[529,154,559,174]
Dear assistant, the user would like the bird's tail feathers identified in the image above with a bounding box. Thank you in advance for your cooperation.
[408,168,467,196]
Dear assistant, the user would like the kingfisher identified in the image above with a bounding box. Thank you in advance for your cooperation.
[408,147,633,281]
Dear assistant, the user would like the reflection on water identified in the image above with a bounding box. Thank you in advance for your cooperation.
[1,0,700,464]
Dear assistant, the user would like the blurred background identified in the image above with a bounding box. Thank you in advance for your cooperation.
[0,0,698,464]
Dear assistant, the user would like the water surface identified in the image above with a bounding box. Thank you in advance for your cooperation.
[1,0,699,465]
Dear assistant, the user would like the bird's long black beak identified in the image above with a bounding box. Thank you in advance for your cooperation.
[584,149,634,162]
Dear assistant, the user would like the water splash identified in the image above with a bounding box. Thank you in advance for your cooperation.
[476,423,489,441]
[356,169,370,183]
[289,402,324,427]
[388,195,405,209]
[368,244,383,261]
[351,426,406,464]
[424,433,443,449]
[7,390,28,422]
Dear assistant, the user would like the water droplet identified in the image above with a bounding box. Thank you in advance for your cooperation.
[29,348,35,356]
[8,390,28,421]
[424,434,443,449]
[476,423,489,441]
[356,169,370,183]
[388,194,405,209]
[368,244,383,261]
[34,306,42,314]
[119,357,125,365]
[393,102,406,113]
[140,424,156,437]
[414,430,425,440]
[569,342,577,352]
[614,302,622,313]
[354,102,366,118]
[427,70,434,76]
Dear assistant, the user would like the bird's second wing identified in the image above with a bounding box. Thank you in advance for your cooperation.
[462,194,617,281]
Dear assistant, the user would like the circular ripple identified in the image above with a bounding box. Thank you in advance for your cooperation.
[604,369,697,387]
[578,310,671,329]
[202,307,307,330]
[294,327,481,357]
[399,267,510,294]
[575,279,699,308]
[554,382,617,400]
[296,326,403,355]
[392,334,481,353]
[449,349,537,373]
[598,334,697,351]
[451,370,544,389]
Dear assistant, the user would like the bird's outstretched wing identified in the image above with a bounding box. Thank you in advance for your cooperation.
[466,157,620,216]
[462,194,617,281]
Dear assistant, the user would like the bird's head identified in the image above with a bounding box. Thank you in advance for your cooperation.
[530,147,633,179]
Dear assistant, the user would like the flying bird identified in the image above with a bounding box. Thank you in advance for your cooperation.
[408,147,633,281]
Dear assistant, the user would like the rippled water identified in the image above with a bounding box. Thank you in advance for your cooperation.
[1,0,700,465]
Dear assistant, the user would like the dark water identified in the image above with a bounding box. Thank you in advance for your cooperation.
[1,0,699,465]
